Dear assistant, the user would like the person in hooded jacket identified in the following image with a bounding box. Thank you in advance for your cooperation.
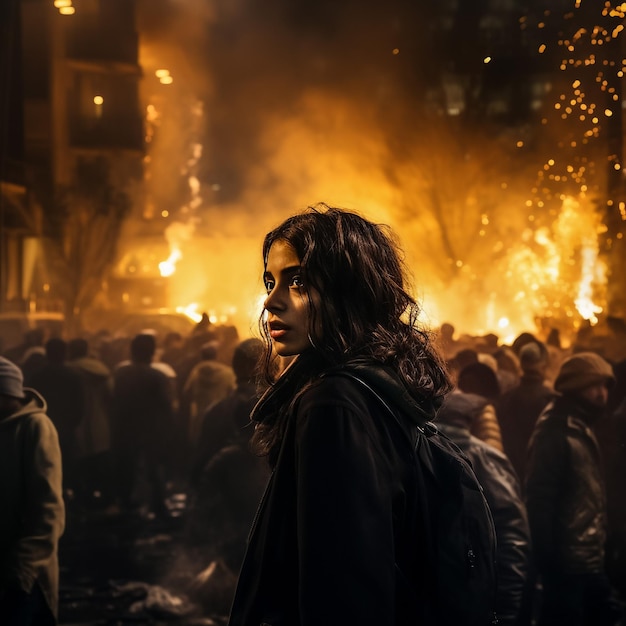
[0,356,65,625]
[227,206,453,626]
[526,352,624,626]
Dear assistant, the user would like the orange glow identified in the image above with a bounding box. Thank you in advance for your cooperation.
[175,303,203,323]
[159,248,181,277]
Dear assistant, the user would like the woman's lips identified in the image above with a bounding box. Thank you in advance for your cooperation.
[269,322,289,340]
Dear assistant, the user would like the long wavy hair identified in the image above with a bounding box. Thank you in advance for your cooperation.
[260,205,449,390]
[255,205,452,458]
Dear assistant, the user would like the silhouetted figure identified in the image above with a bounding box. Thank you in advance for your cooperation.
[497,341,555,487]
[183,341,236,447]
[67,338,114,508]
[596,356,626,597]
[457,361,504,451]
[0,357,65,626]
[190,338,266,488]
[111,333,174,515]
[526,352,623,626]
[493,346,522,395]
[3,328,46,366]
[28,338,85,494]
[511,332,541,358]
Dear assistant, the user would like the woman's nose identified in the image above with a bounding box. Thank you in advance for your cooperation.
[264,287,285,312]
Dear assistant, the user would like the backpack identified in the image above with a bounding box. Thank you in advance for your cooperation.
[337,370,499,626]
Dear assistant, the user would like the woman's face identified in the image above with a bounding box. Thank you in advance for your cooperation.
[263,240,319,357]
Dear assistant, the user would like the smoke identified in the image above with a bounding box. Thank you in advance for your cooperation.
[129,0,608,342]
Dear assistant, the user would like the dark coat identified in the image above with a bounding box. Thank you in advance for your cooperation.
[437,421,531,626]
[28,363,85,466]
[525,395,608,575]
[111,362,174,458]
[228,357,437,626]
[190,381,260,487]
[496,372,555,486]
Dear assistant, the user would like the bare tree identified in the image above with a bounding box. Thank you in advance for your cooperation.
[46,157,131,334]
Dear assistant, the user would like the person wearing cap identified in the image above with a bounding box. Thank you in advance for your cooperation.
[525,352,623,625]
[497,341,556,487]
[0,356,65,625]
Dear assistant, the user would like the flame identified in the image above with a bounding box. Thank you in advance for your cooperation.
[159,248,182,277]
[575,243,604,324]
[175,303,203,323]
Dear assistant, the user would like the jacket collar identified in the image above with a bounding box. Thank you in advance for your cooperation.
[251,352,439,427]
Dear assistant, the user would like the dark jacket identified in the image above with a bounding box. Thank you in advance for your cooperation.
[28,363,85,466]
[228,356,438,626]
[437,420,531,626]
[496,372,555,486]
[190,381,260,488]
[69,356,112,458]
[525,395,607,575]
[111,362,174,458]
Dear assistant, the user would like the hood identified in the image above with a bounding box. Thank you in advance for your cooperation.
[69,357,111,379]
[0,387,47,422]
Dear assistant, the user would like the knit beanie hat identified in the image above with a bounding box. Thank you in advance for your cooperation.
[0,356,26,399]
[554,352,615,394]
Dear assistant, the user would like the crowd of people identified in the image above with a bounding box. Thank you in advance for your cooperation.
[1,205,625,626]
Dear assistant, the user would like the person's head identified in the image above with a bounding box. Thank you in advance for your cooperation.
[449,348,479,375]
[262,206,412,356]
[24,327,45,348]
[261,205,450,395]
[511,332,539,356]
[45,338,67,364]
[0,357,26,417]
[232,338,264,385]
[457,362,501,400]
[163,331,183,350]
[518,341,549,376]
[554,352,614,409]
[493,346,521,376]
[200,341,219,361]
[67,338,89,360]
[439,323,455,341]
[130,333,156,364]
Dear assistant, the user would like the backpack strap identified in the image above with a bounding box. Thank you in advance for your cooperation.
[328,369,437,441]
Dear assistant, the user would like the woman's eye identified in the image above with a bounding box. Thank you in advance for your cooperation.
[290,275,304,288]
[264,280,275,293]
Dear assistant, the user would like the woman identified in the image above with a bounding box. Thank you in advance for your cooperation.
[228,205,452,626]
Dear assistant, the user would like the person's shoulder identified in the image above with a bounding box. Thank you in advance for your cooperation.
[16,404,58,436]
[297,372,370,414]
[468,432,508,460]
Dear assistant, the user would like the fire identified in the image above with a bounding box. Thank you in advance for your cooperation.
[133,24,616,344]
[575,245,604,324]
[175,303,203,324]
[158,248,181,277]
